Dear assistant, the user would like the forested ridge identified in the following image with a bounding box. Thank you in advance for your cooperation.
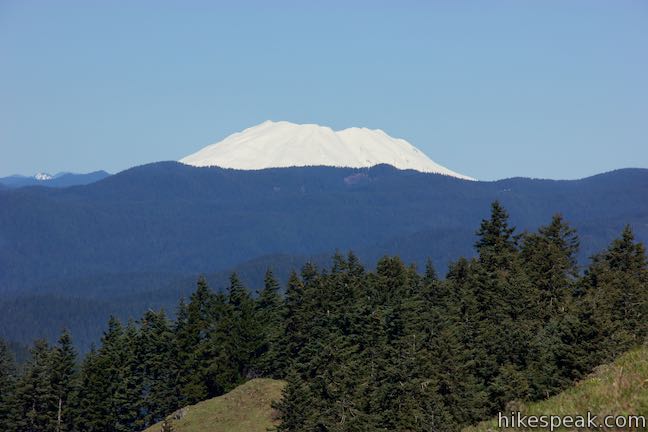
[3,164,648,352]
[1,202,646,432]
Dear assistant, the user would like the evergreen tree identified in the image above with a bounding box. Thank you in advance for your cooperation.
[471,202,535,413]
[9,339,57,432]
[51,330,77,432]
[210,274,262,391]
[432,258,489,425]
[475,200,517,269]
[282,271,307,370]
[137,310,177,428]
[74,346,109,432]
[112,320,142,431]
[582,225,648,363]
[274,370,316,432]
[255,269,286,377]
[75,317,140,432]
[174,276,225,403]
[423,258,438,285]
[0,338,16,430]
[521,214,579,320]
[521,215,586,398]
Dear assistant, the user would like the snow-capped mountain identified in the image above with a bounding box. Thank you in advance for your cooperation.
[180,121,474,180]
[0,171,111,189]
[34,172,53,181]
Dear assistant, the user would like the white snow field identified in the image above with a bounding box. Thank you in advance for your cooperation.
[180,120,474,180]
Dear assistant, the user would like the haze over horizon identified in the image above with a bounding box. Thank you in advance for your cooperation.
[1,1,647,180]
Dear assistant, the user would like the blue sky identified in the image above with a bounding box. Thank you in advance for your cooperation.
[1,1,646,180]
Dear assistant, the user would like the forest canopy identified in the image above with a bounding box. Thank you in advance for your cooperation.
[1,202,646,432]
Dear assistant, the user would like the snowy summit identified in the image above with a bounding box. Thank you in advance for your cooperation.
[180,121,474,180]
[34,172,53,181]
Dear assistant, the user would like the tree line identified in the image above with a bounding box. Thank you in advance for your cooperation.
[0,202,646,432]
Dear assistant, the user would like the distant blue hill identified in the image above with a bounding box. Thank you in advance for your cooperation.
[0,162,646,350]
[0,170,110,188]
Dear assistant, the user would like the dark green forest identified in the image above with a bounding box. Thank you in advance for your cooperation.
[1,202,646,432]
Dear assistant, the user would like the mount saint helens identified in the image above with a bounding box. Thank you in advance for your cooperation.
[0,122,646,349]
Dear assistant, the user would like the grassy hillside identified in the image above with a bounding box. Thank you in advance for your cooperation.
[143,378,285,432]
[144,347,648,432]
[465,345,648,431]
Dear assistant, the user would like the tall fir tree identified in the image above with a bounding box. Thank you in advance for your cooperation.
[521,215,586,398]
[255,269,286,377]
[582,225,648,363]
[9,339,57,432]
[74,346,108,432]
[471,202,535,413]
[174,276,225,403]
[75,317,140,432]
[211,273,262,391]
[137,310,177,428]
[51,330,77,432]
[520,214,579,320]
[0,338,16,430]
[282,270,307,370]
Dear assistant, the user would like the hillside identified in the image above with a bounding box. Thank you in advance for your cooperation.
[143,378,285,432]
[464,346,648,431]
[141,347,648,432]
[1,163,647,350]
[0,170,110,188]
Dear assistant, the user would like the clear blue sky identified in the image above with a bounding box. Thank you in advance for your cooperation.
[1,1,646,180]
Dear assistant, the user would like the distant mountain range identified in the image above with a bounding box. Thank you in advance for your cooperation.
[1,121,646,351]
[0,170,111,188]
[0,162,646,351]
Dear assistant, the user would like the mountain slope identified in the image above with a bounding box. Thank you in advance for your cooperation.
[141,347,648,432]
[0,170,110,188]
[1,164,647,350]
[143,378,285,432]
[465,346,648,431]
[1,163,646,295]
[180,120,474,179]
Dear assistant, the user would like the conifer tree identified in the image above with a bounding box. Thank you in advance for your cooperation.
[51,330,77,432]
[429,258,488,425]
[74,346,108,432]
[174,276,225,403]
[255,269,286,377]
[423,258,438,285]
[282,271,307,369]
[471,202,535,413]
[75,317,140,432]
[0,338,16,430]
[211,273,262,389]
[137,310,177,427]
[274,370,315,432]
[9,339,57,432]
[521,215,585,397]
[521,214,579,320]
[112,320,142,431]
[582,225,648,362]
[475,200,517,269]
[346,251,365,279]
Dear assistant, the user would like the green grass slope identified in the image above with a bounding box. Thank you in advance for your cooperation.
[465,345,648,431]
[145,347,647,432]
[143,378,285,432]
